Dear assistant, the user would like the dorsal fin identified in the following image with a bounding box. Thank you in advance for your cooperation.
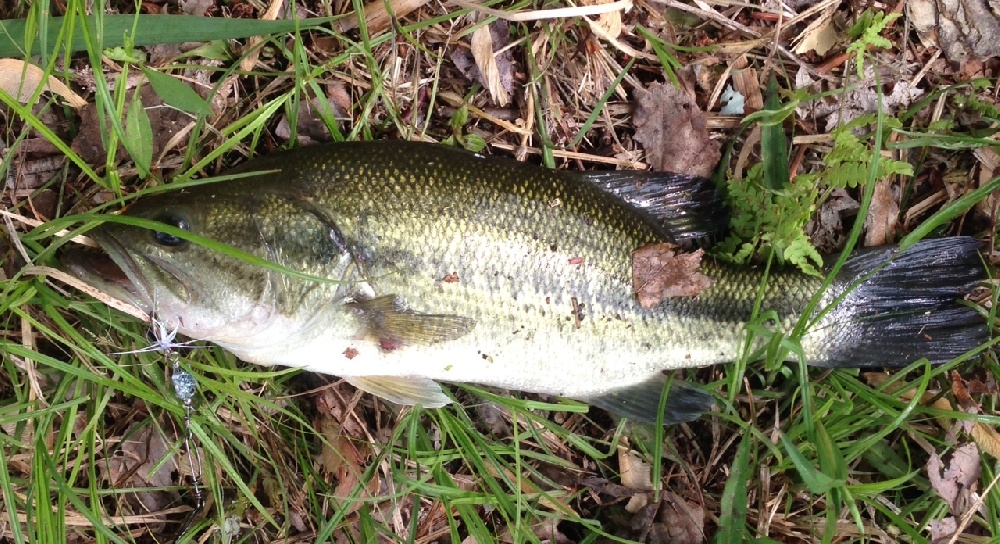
[578,171,728,246]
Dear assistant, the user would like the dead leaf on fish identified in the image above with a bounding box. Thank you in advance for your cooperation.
[632,243,713,309]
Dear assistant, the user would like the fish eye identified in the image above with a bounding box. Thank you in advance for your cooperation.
[151,213,190,247]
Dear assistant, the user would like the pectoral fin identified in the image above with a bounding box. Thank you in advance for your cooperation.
[351,295,475,349]
[345,376,451,407]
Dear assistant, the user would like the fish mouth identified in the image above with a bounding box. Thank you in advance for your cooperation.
[61,230,190,312]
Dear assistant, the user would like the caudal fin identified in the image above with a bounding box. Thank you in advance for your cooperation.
[810,237,988,368]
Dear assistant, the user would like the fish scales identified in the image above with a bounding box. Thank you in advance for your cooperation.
[63,141,987,422]
[221,143,819,390]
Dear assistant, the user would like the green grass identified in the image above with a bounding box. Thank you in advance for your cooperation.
[2,1,1000,542]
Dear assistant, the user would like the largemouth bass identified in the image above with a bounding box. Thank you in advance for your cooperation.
[62,141,987,423]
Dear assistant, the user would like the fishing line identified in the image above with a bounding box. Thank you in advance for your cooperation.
[169,351,205,541]
[119,313,206,542]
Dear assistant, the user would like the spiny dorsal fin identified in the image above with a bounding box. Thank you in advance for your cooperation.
[345,376,451,407]
[582,375,715,425]
[578,171,727,246]
[350,295,475,348]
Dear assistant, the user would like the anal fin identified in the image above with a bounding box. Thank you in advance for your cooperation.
[582,375,714,425]
[345,376,451,407]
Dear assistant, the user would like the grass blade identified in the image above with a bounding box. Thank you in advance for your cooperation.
[0,14,335,57]
[714,429,753,542]
[761,72,789,191]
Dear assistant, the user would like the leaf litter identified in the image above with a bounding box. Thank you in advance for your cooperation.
[633,82,721,177]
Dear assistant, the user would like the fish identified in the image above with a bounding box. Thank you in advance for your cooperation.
[61,140,988,424]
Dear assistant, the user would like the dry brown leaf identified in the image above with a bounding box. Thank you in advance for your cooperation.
[99,423,191,532]
[927,516,959,543]
[314,387,379,516]
[470,23,510,106]
[794,68,925,131]
[451,22,515,106]
[618,445,654,513]
[632,244,713,309]
[792,8,840,56]
[654,491,706,543]
[71,84,188,166]
[927,442,981,513]
[730,64,763,113]
[867,372,1000,459]
[240,0,285,72]
[625,494,649,515]
[339,0,432,33]
[975,146,1000,218]
[951,371,979,412]
[275,92,344,145]
[315,414,364,477]
[179,0,213,15]
[806,188,859,253]
[970,423,1000,459]
[634,82,721,176]
[583,0,623,38]
[0,58,86,108]
[617,446,653,491]
[863,177,899,246]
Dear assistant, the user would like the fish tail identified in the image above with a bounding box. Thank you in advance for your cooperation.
[810,237,988,368]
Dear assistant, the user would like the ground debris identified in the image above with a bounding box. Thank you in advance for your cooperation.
[805,188,859,253]
[71,84,188,167]
[98,421,191,535]
[653,491,706,544]
[795,66,925,131]
[634,82,721,177]
[792,4,845,56]
[928,443,981,514]
[0,58,85,107]
[275,86,348,145]
[908,0,1000,63]
[927,442,984,543]
[452,20,516,106]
